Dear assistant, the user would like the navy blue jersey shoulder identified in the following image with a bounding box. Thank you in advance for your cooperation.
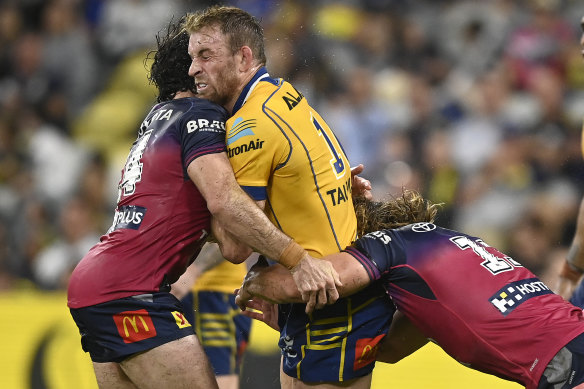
[348,223,470,276]
[145,97,228,170]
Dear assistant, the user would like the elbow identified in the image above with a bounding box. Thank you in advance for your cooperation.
[220,244,252,264]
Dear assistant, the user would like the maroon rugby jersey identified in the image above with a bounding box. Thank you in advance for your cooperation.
[67,97,227,308]
[346,223,584,389]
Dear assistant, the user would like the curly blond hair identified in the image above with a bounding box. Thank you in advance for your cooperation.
[354,190,440,237]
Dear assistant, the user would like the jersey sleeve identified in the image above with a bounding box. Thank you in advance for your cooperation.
[180,100,228,167]
[343,230,403,282]
[226,114,287,200]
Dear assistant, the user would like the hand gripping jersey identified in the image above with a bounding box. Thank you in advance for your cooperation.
[67,98,228,308]
[346,223,584,389]
[226,68,394,382]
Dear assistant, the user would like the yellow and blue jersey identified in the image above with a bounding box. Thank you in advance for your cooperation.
[227,67,356,257]
[226,68,394,382]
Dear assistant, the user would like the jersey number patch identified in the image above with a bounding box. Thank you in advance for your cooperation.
[118,129,154,200]
[450,236,522,275]
[311,114,345,179]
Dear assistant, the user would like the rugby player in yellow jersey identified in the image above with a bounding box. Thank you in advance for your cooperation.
[184,6,394,388]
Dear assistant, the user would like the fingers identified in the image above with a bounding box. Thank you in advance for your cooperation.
[305,291,317,314]
[350,164,364,176]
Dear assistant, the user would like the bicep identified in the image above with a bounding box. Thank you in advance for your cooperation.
[187,152,238,209]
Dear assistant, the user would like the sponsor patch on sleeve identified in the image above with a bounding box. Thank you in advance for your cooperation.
[489,278,552,316]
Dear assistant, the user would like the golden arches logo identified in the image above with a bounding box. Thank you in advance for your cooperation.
[122,315,150,337]
[113,309,157,343]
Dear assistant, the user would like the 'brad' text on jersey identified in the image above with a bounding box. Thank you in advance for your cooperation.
[228,139,265,158]
[326,177,352,206]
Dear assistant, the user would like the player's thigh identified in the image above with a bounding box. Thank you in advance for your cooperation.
[92,362,139,389]
[120,335,219,389]
[216,374,238,389]
[280,366,372,389]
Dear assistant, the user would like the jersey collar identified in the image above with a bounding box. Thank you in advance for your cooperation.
[232,67,279,115]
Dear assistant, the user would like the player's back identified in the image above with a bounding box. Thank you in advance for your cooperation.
[368,224,584,388]
[226,70,356,257]
[68,97,228,309]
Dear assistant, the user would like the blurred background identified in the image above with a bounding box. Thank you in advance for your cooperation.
[1,0,583,388]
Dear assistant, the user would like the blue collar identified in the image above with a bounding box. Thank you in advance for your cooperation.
[231,67,278,115]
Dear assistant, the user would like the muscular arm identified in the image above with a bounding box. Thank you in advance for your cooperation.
[236,252,370,306]
[188,152,342,312]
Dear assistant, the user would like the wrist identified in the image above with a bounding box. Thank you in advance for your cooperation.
[278,240,306,270]
[560,260,584,283]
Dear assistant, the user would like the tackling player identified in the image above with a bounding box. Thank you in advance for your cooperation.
[67,18,340,389]
[237,191,584,389]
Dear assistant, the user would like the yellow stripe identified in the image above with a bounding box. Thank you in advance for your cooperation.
[201,321,230,329]
[305,342,343,350]
[199,313,231,320]
[352,296,379,314]
[310,327,347,336]
[202,339,234,347]
[340,298,352,381]
[200,330,230,339]
[311,335,344,344]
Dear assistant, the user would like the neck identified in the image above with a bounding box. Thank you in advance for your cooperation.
[225,65,262,114]
[173,90,196,100]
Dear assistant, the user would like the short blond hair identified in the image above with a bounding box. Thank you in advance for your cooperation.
[183,6,266,65]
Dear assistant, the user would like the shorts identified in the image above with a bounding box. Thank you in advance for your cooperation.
[181,290,251,375]
[278,281,395,383]
[538,332,584,389]
[69,292,194,363]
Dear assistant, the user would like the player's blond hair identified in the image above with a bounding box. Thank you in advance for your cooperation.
[354,190,440,237]
[183,6,267,65]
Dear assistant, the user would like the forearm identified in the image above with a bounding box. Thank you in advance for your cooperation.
[171,242,225,299]
[188,153,299,265]
[242,253,370,303]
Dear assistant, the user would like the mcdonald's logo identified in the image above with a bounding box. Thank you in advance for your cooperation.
[113,309,157,344]
[171,311,191,329]
[353,334,385,370]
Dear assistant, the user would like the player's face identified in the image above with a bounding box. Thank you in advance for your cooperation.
[188,26,240,110]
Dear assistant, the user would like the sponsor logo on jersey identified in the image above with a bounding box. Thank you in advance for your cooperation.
[171,311,191,329]
[227,117,256,145]
[186,119,225,134]
[227,139,265,158]
[489,278,552,316]
[354,334,385,370]
[108,205,146,232]
[113,309,157,343]
[412,223,436,232]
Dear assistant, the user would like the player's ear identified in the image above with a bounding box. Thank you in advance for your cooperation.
[238,46,255,72]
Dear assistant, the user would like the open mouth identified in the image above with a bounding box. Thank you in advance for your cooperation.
[196,82,208,92]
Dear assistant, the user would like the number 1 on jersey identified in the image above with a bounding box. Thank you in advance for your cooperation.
[311,114,345,178]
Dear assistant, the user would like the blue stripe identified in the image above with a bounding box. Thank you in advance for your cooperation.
[241,185,267,201]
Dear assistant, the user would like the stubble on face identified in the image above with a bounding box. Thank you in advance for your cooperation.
[189,26,241,110]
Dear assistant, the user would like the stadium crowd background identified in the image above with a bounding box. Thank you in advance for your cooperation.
[1,0,584,297]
